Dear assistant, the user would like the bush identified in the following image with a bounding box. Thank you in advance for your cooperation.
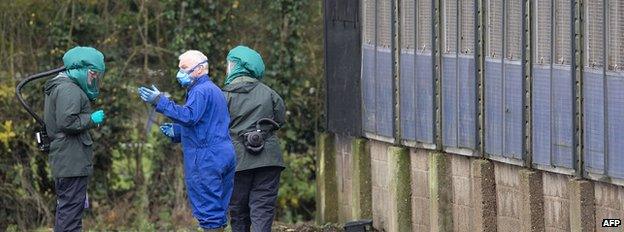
[0,0,323,230]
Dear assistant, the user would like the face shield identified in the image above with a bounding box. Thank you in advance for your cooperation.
[227,60,236,75]
[87,69,103,91]
[62,46,106,100]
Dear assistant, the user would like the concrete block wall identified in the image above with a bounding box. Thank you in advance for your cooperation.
[543,172,571,232]
[334,135,353,221]
[450,155,474,232]
[370,140,390,230]
[319,133,624,231]
[429,151,453,232]
[594,182,624,231]
[494,163,523,231]
[316,133,338,224]
[410,149,430,231]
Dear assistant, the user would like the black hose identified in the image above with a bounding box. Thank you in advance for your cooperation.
[15,67,66,127]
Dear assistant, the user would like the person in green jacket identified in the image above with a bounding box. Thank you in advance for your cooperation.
[223,45,285,232]
[43,46,106,231]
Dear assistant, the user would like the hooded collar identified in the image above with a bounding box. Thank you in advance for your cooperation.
[223,76,259,93]
[44,73,75,95]
[231,75,257,84]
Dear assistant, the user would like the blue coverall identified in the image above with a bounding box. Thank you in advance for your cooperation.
[155,74,236,229]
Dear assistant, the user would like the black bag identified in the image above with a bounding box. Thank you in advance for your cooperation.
[240,118,280,154]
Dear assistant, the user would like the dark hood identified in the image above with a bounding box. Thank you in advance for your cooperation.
[222,80,259,94]
[44,74,74,96]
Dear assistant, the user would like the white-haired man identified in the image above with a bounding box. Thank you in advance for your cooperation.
[137,50,236,231]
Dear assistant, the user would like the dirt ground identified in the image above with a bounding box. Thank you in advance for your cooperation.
[272,222,344,232]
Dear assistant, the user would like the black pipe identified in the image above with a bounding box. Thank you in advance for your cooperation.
[15,66,66,127]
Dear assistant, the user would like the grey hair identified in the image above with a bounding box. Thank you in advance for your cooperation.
[179,50,209,74]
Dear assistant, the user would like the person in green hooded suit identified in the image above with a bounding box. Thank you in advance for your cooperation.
[223,46,286,232]
[43,46,106,231]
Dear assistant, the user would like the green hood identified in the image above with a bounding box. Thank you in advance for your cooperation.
[63,46,105,100]
[224,45,265,85]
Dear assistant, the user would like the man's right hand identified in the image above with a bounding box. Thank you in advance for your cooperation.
[138,85,162,104]
[160,123,175,138]
[90,110,105,125]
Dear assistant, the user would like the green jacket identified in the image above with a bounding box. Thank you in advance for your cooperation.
[223,76,286,171]
[44,74,96,178]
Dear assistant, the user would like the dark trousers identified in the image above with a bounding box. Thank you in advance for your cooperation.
[54,176,88,232]
[229,166,282,232]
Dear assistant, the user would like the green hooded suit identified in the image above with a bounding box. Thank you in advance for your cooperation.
[43,46,105,178]
[223,46,286,171]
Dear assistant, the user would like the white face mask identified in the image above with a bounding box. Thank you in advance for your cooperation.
[227,61,236,74]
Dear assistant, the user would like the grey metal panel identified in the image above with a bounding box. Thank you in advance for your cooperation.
[532,66,552,165]
[400,51,416,140]
[460,0,476,54]
[534,0,552,65]
[582,0,610,177]
[486,0,503,58]
[458,56,477,149]
[368,0,393,139]
[504,62,523,159]
[442,56,458,147]
[440,0,476,152]
[604,0,624,179]
[401,0,416,49]
[586,0,604,67]
[505,0,523,60]
[443,0,458,54]
[606,73,624,178]
[531,0,574,170]
[583,70,605,173]
[417,0,432,51]
[416,54,435,144]
[485,59,503,155]
[376,48,394,137]
[362,45,377,133]
[554,0,572,65]
[607,1,624,71]
[363,0,376,45]
[377,0,392,48]
[552,67,574,168]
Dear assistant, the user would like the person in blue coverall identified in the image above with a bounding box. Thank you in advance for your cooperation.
[137,50,236,232]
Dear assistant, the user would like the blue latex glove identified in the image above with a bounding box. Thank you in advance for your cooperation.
[90,110,105,125]
[138,85,161,104]
[160,123,175,138]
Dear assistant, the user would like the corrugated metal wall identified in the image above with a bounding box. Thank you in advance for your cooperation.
[352,0,624,183]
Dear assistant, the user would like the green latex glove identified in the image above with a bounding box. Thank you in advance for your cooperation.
[90,110,105,125]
